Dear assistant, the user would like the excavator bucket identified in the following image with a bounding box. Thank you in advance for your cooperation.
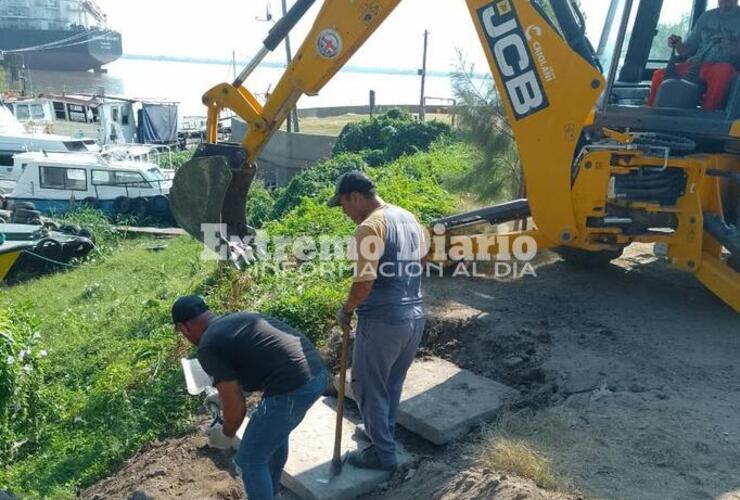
[169,143,256,244]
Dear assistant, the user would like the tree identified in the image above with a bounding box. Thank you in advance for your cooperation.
[449,50,521,202]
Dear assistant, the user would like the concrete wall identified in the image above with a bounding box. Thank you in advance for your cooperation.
[231,119,336,187]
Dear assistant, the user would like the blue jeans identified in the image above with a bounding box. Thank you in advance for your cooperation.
[235,370,327,500]
[351,316,425,467]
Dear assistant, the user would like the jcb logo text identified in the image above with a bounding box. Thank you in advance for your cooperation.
[478,1,549,119]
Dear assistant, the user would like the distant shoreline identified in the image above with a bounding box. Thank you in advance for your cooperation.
[120,53,488,80]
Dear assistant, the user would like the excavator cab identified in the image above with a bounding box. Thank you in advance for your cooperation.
[590,0,740,136]
[585,0,740,229]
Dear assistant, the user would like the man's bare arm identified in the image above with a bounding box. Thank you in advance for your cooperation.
[344,280,374,313]
[215,380,246,437]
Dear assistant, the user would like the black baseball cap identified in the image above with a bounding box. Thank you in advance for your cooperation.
[171,295,209,325]
[327,171,376,207]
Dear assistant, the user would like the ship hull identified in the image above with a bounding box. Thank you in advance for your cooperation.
[0,28,122,71]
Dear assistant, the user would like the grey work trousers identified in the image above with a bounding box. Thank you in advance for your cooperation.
[351,316,425,467]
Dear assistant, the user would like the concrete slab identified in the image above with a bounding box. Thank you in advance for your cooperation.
[235,397,412,500]
[338,357,516,445]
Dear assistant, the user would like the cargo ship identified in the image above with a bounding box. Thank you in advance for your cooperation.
[0,0,122,72]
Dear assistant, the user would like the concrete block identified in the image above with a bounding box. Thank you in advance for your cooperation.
[236,397,412,500]
[338,357,516,445]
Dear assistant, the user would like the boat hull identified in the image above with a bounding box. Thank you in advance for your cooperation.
[8,196,172,220]
[0,28,122,71]
[0,246,25,281]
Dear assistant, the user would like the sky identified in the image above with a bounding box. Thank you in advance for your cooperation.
[94,0,711,72]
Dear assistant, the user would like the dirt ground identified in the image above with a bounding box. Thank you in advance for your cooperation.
[84,244,740,500]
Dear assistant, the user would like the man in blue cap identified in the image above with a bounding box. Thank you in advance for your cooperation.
[172,295,327,500]
[329,171,427,471]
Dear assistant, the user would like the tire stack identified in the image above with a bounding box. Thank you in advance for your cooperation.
[112,195,172,223]
[25,223,96,275]
[10,201,43,225]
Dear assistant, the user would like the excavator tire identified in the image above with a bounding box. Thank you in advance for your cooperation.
[556,246,624,268]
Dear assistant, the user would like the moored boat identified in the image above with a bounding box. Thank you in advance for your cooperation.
[7,151,172,220]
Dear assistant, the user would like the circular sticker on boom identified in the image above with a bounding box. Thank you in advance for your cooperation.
[317,29,342,59]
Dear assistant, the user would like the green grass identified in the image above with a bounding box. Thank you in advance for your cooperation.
[0,237,217,498]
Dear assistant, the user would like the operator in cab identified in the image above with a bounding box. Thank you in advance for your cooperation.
[647,0,740,110]
[171,295,327,500]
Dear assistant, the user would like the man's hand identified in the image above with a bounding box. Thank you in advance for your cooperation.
[668,34,683,50]
[336,306,353,330]
[205,390,222,411]
[215,380,246,437]
[207,423,235,450]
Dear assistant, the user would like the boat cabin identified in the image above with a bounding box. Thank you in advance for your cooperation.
[0,103,99,178]
[3,94,179,146]
[8,151,171,217]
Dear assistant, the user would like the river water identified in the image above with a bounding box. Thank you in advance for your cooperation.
[21,57,462,117]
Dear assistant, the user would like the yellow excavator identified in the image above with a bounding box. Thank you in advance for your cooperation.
[169,0,740,312]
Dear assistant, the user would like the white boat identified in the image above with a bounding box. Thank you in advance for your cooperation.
[100,143,175,179]
[0,104,99,180]
[3,94,180,147]
[7,151,172,219]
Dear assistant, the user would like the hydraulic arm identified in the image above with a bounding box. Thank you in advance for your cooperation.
[170,0,603,246]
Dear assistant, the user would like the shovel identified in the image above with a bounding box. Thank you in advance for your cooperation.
[317,324,351,483]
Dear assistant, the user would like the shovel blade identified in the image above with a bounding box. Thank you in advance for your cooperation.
[169,143,257,243]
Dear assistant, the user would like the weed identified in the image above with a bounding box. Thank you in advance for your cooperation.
[271,153,367,219]
[246,179,276,229]
[0,238,216,497]
[158,148,194,170]
[57,208,124,253]
[482,436,565,491]
[480,409,576,493]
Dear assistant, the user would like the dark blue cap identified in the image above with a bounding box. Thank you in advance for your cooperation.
[171,295,209,324]
[328,170,376,207]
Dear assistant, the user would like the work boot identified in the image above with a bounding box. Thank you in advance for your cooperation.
[347,445,397,471]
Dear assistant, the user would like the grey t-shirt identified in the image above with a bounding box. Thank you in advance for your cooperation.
[683,7,740,64]
[197,312,325,396]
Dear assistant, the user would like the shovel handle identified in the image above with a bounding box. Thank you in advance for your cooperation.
[332,324,351,465]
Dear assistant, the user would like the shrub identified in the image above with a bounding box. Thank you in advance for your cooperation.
[265,193,355,238]
[246,180,276,229]
[158,149,193,171]
[333,109,451,163]
[360,149,386,167]
[262,277,346,346]
[58,207,123,252]
[271,153,367,219]
[0,307,46,464]
[373,164,459,224]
